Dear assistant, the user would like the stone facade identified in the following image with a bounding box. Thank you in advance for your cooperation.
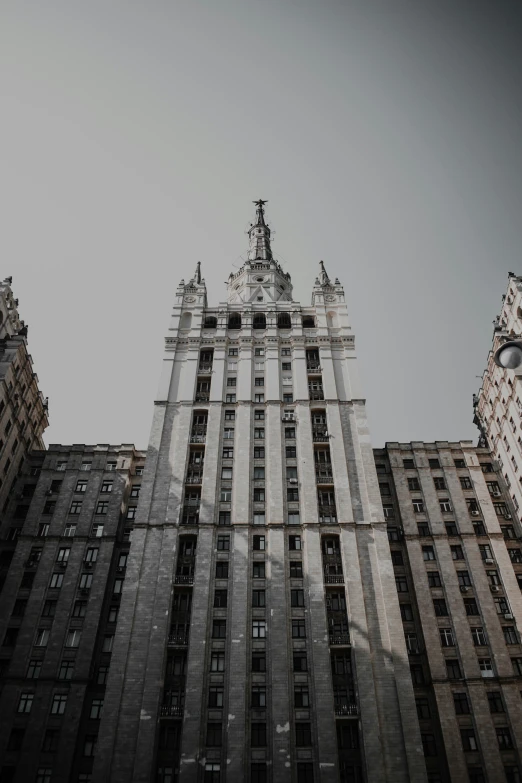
[374,441,522,783]
[93,203,426,783]
[0,444,145,782]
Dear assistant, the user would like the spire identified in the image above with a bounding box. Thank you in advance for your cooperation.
[248,199,273,261]
[193,262,201,284]
[318,260,330,285]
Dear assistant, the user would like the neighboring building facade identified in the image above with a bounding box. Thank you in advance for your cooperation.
[0,278,48,527]
[93,202,427,783]
[374,441,522,783]
[475,273,522,521]
[0,444,145,783]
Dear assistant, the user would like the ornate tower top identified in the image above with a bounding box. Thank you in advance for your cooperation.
[247,199,273,262]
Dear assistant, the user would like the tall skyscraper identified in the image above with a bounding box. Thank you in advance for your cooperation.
[475,273,522,522]
[94,202,426,783]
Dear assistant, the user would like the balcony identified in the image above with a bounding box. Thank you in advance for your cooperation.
[160,704,184,718]
[198,364,213,374]
[190,427,207,443]
[174,575,194,585]
[185,472,204,484]
[307,361,321,371]
[329,633,351,646]
[180,513,199,526]
[168,633,189,647]
[315,469,333,483]
[335,702,358,717]
[309,390,325,401]
[324,574,344,584]
[312,428,329,442]
[194,392,210,402]
[319,504,337,523]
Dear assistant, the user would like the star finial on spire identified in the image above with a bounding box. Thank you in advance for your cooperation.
[253,199,268,226]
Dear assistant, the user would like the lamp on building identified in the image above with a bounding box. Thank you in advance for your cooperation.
[493,339,522,370]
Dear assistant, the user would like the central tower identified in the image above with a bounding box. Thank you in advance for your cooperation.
[94,203,427,783]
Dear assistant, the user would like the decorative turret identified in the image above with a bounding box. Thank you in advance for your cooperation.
[227,201,293,304]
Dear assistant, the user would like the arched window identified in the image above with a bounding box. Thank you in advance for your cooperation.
[203,315,217,329]
[228,313,242,330]
[277,312,291,329]
[180,312,192,329]
[253,313,266,330]
[326,311,338,328]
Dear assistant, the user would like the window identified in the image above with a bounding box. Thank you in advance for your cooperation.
[206,722,222,747]
[503,626,518,645]
[252,652,266,672]
[473,520,486,536]
[57,547,70,564]
[73,600,87,618]
[504,767,521,783]
[97,665,110,684]
[90,698,104,719]
[296,722,312,747]
[113,578,124,595]
[214,590,227,608]
[254,512,266,526]
[254,446,265,459]
[254,394,264,403]
[416,697,430,719]
[35,629,49,647]
[479,658,493,675]
[130,485,141,498]
[464,598,479,616]
[216,562,229,579]
[254,488,265,502]
[100,481,113,493]
[59,661,74,680]
[7,728,25,751]
[69,500,82,515]
[135,466,144,475]
[212,620,226,639]
[297,763,314,783]
[253,562,266,579]
[51,694,67,715]
[92,524,104,537]
[38,522,50,537]
[471,627,487,646]
[395,576,408,593]
[451,545,464,560]
[290,561,303,578]
[292,619,306,638]
[27,660,41,679]
[433,599,448,617]
[289,535,302,550]
[291,589,305,607]
[227,377,237,387]
[218,512,231,526]
[226,394,236,403]
[224,410,235,422]
[494,596,510,615]
[252,589,266,607]
[421,733,437,757]
[253,535,265,551]
[460,476,472,488]
[429,459,440,469]
[293,651,307,671]
[221,467,232,480]
[251,722,267,747]
[12,599,27,617]
[79,573,93,589]
[85,547,98,563]
[217,535,230,551]
[84,735,97,757]
[108,606,119,623]
[400,603,414,621]
[461,728,478,751]
[445,522,458,536]
[446,659,461,680]
[379,482,391,496]
[509,548,522,563]
[204,763,221,783]
[65,630,82,648]
[102,635,114,653]
[457,570,471,587]
[487,691,504,713]
[254,377,264,387]
[439,628,454,647]
[453,692,470,714]
[18,692,34,713]
[495,727,513,750]
[210,652,225,672]
[391,550,403,566]
[252,620,266,638]
[35,770,52,783]
[288,511,300,526]
[413,499,424,513]
[222,447,234,459]
[439,499,452,512]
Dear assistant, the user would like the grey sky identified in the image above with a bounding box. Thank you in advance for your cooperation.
[1,0,521,450]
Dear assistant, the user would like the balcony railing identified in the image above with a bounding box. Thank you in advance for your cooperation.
[185,472,204,484]
[160,704,184,718]
[334,702,358,717]
[168,633,189,647]
[190,427,207,443]
[198,363,213,373]
[309,391,325,400]
[329,633,351,646]
[174,575,194,585]
[312,428,329,442]
[180,515,199,526]
[307,361,321,371]
[315,469,333,483]
[195,392,210,402]
[324,574,344,584]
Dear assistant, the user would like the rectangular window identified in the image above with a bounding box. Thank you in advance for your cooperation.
[253,534,265,550]
[102,635,114,653]
[65,630,82,648]
[413,499,424,513]
[461,728,478,752]
[289,535,301,550]
[252,620,266,638]
[433,599,448,617]
[464,598,479,616]
[254,512,266,526]
[90,698,104,719]
[35,628,49,647]
[214,590,228,608]
[395,576,408,593]
[216,562,229,578]
[471,627,487,646]
[27,660,41,679]
[253,562,266,578]
[212,620,226,638]
[210,652,225,672]
[453,692,470,716]
[434,477,446,490]
[252,589,266,607]
[92,524,104,537]
[429,459,440,469]
[227,377,237,387]
[451,545,464,560]
[254,377,264,387]
[439,499,452,512]
[290,561,303,578]
[51,694,67,715]
[97,664,110,684]
[427,571,441,588]
[293,652,307,671]
[439,628,454,647]
[292,619,306,638]
[291,589,305,607]
[226,394,236,403]
[49,573,64,588]
[79,573,93,589]
[254,488,265,502]
[295,723,312,747]
[422,546,435,561]
[59,661,74,680]
[224,410,235,421]
[217,535,230,551]
[72,600,87,618]
[218,511,231,526]
[85,547,99,563]
[251,723,267,747]
[221,467,232,480]
[288,511,300,525]
[100,481,113,493]
[286,446,296,458]
[224,428,234,440]
[18,693,34,713]
[69,501,82,515]
[254,447,265,459]
[503,626,518,645]
[206,723,223,747]
[254,428,265,439]
[446,659,461,680]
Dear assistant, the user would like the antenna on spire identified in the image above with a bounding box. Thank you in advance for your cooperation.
[194,261,202,284]
[319,260,330,286]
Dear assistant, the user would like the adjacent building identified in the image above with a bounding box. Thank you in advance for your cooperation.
[0,444,145,783]
[374,441,522,783]
[93,201,426,783]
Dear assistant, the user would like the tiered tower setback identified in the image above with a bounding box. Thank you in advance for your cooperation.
[94,203,427,783]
